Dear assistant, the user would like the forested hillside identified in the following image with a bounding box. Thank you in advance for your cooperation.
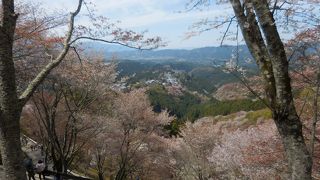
[0,0,319,180]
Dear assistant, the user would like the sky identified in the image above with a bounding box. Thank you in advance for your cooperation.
[36,0,236,49]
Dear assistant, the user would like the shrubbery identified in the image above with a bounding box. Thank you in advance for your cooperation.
[245,108,272,124]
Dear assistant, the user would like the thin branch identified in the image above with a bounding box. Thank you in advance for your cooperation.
[71,46,83,64]
[220,16,236,46]
[311,70,320,157]
[271,0,278,15]
[185,0,207,12]
[298,91,309,119]
[69,36,156,50]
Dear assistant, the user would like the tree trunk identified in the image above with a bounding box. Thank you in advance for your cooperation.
[115,165,127,180]
[273,107,312,179]
[0,1,26,179]
[0,113,26,180]
[229,0,313,179]
[311,71,320,158]
[98,172,104,180]
[0,44,25,179]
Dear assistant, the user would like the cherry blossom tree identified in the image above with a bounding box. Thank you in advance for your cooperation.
[186,1,320,178]
[21,53,116,174]
[169,121,218,179]
[287,26,320,176]
[167,115,286,179]
[0,0,162,179]
[89,89,172,180]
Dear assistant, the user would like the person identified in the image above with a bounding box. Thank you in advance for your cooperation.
[23,157,35,180]
[35,160,46,180]
[53,165,61,180]
[54,172,61,180]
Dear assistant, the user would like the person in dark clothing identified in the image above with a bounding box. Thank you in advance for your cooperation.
[35,160,46,180]
[23,157,35,180]
[53,165,61,180]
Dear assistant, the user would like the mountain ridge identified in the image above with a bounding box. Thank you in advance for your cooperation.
[83,42,253,64]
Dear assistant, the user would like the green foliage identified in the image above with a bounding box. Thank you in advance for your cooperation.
[148,85,202,136]
[298,87,314,100]
[246,108,272,124]
[180,67,238,94]
[185,99,266,122]
[245,108,272,124]
[147,85,201,118]
[165,119,182,137]
[148,85,266,123]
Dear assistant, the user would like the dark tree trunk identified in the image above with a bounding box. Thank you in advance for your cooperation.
[274,109,312,179]
[229,0,312,179]
[98,172,104,180]
[0,0,27,179]
[311,71,320,158]
[96,154,105,180]
[0,112,26,180]
[115,165,127,180]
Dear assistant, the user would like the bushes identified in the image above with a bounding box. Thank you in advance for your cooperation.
[245,108,272,124]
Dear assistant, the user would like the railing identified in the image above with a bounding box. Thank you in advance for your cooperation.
[21,134,92,180]
[43,169,92,180]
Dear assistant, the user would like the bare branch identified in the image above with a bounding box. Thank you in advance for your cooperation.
[220,16,236,46]
[69,36,160,50]
[19,0,83,105]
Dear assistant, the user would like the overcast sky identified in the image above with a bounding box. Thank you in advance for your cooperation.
[32,0,238,49]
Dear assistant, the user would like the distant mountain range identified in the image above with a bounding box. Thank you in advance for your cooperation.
[83,42,253,65]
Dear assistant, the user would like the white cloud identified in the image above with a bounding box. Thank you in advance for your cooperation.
[29,0,234,48]
[36,0,231,28]
[92,0,157,12]
[119,8,230,28]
